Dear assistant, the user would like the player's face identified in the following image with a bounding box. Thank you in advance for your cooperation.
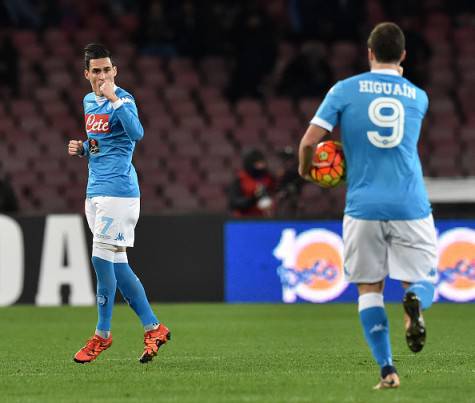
[84,58,117,95]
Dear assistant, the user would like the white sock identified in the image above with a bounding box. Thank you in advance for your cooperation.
[95,329,111,339]
[144,323,159,332]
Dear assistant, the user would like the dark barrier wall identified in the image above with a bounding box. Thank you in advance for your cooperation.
[132,215,224,302]
[0,214,223,305]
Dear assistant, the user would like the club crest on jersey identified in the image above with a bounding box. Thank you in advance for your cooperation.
[273,228,348,303]
[89,139,99,154]
[436,228,475,302]
[85,114,110,134]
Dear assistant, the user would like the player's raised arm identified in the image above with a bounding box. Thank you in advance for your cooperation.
[100,81,144,142]
[298,124,328,180]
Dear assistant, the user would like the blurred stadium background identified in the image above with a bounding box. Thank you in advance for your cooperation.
[0,0,474,217]
[1,1,475,402]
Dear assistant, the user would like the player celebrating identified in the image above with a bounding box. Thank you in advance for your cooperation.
[68,43,170,364]
[298,23,437,389]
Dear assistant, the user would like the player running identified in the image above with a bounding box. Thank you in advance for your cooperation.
[298,22,437,389]
[68,43,170,364]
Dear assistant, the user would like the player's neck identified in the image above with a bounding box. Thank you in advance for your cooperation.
[370,62,400,72]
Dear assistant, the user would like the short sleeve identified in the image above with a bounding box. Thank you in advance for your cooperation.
[310,81,345,132]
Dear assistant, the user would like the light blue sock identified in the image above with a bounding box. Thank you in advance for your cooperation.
[405,281,435,310]
[91,253,117,333]
[358,293,393,369]
[114,252,158,327]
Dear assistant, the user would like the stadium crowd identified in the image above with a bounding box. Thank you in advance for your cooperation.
[0,0,474,215]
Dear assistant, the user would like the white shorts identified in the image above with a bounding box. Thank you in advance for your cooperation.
[85,196,140,248]
[343,214,438,284]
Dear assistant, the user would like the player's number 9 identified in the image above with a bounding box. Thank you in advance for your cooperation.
[367,97,405,148]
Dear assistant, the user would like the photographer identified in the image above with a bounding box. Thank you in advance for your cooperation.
[228,148,275,217]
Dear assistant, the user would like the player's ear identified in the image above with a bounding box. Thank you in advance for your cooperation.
[367,48,373,62]
[84,69,90,80]
[400,50,407,63]
[112,65,117,77]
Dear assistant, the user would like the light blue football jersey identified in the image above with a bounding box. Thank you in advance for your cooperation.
[82,86,143,198]
[311,69,431,220]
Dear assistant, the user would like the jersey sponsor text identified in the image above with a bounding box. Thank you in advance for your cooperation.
[85,114,110,134]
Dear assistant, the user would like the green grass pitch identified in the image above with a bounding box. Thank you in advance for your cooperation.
[0,303,473,402]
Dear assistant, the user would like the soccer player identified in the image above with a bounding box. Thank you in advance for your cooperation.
[298,23,437,389]
[68,43,170,364]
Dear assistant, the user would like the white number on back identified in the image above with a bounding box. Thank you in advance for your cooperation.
[367,97,405,148]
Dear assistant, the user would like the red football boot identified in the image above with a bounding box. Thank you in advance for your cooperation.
[74,334,112,363]
[139,324,171,363]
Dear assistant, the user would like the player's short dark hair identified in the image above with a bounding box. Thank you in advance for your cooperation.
[84,43,112,70]
[367,22,405,63]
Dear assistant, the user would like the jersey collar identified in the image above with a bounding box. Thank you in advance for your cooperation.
[370,69,400,76]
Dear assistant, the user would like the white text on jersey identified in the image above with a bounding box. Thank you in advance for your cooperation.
[358,81,416,100]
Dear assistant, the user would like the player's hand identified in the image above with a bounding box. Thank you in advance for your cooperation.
[99,81,118,102]
[68,140,84,156]
[302,173,316,183]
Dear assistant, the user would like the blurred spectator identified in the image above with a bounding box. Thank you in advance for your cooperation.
[106,0,139,18]
[201,0,242,55]
[274,147,305,217]
[173,0,205,58]
[399,17,432,87]
[228,148,275,217]
[0,31,19,96]
[289,0,364,41]
[3,0,40,28]
[277,41,332,98]
[227,4,277,100]
[138,0,177,57]
[57,0,82,31]
[0,171,19,214]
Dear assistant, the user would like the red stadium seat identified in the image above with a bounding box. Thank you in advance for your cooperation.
[240,115,270,130]
[235,99,264,117]
[205,100,232,118]
[209,115,238,131]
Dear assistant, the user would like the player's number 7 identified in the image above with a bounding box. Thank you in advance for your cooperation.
[367,97,405,148]
[101,216,113,235]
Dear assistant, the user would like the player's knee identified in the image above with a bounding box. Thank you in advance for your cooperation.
[358,281,384,295]
[92,242,123,262]
[93,242,125,253]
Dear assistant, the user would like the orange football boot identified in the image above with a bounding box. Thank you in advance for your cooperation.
[139,324,171,363]
[74,334,112,363]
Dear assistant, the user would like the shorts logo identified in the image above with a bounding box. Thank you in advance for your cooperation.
[437,228,475,302]
[273,228,348,303]
[114,233,125,241]
[85,114,110,133]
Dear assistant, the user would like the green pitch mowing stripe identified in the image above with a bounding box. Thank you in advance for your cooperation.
[0,303,473,402]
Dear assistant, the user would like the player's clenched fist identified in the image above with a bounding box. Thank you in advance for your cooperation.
[99,81,118,102]
[68,140,84,156]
